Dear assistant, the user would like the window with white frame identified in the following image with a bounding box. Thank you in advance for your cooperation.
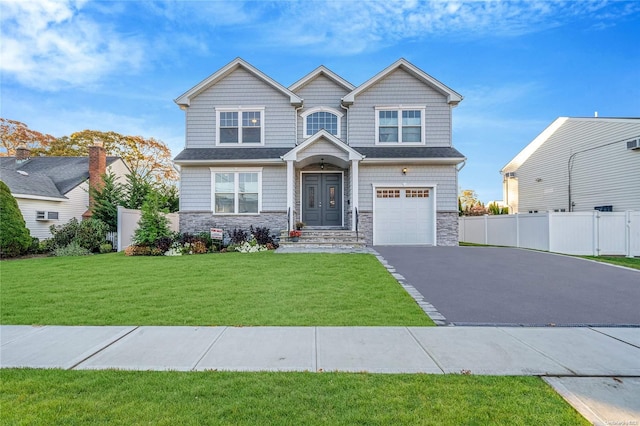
[211,168,262,214]
[375,107,425,144]
[301,107,342,137]
[216,108,264,145]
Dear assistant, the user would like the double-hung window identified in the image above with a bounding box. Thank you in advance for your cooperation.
[211,168,262,214]
[375,107,425,144]
[216,108,264,145]
[301,107,343,137]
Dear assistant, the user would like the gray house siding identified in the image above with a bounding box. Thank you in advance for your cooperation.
[514,119,640,213]
[185,67,296,148]
[294,75,349,142]
[358,164,458,211]
[347,69,452,148]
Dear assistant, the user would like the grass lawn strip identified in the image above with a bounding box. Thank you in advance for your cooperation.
[1,370,588,425]
[582,256,640,270]
[0,252,433,326]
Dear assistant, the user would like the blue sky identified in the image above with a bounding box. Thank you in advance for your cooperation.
[1,0,639,203]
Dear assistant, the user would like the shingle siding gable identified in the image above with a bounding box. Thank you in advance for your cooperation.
[294,74,349,142]
[186,67,296,148]
[347,68,451,148]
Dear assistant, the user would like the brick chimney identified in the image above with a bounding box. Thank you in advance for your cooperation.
[15,144,31,163]
[82,142,107,219]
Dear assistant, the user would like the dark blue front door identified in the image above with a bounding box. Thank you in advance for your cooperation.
[302,173,341,226]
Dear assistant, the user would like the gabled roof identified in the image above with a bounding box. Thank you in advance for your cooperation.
[174,57,303,108]
[500,117,640,173]
[282,130,364,162]
[342,58,463,106]
[0,156,120,198]
[289,65,355,92]
[501,117,568,173]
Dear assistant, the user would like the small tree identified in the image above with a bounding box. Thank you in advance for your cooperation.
[133,192,171,246]
[0,181,31,257]
[90,172,125,232]
[123,172,153,210]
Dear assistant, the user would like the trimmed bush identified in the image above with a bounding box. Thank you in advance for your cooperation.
[0,181,31,257]
[53,241,91,257]
[49,218,108,252]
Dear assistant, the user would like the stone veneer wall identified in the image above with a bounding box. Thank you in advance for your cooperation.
[436,211,459,246]
[179,211,288,236]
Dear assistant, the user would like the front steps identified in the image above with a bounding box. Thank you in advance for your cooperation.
[277,228,366,250]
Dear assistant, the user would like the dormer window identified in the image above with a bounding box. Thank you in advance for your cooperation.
[375,106,426,144]
[301,107,343,137]
[216,107,265,145]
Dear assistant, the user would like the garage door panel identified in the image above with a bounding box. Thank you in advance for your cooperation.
[374,187,434,245]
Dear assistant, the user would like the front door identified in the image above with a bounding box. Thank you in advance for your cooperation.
[302,173,342,226]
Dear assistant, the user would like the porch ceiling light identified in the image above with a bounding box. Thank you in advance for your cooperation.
[321,158,325,170]
[402,167,408,175]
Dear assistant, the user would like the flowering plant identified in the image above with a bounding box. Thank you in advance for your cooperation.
[289,230,302,238]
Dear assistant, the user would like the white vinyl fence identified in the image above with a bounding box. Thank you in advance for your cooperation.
[459,211,640,257]
[116,206,180,252]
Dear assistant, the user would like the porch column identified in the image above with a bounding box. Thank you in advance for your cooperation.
[351,159,359,231]
[286,159,295,230]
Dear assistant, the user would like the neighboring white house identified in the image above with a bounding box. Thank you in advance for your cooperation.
[0,144,129,240]
[501,117,640,214]
[173,57,466,246]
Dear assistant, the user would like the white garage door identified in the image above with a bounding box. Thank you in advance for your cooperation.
[373,187,435,245]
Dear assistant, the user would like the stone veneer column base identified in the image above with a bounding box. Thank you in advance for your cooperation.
[437,211,459,246]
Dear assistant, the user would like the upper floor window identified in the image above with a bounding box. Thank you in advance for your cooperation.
[301,107,343,137]
[216,107,265,145]
[375,107,425,144]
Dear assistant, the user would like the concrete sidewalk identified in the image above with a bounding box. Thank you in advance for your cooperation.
[2,325,640,423]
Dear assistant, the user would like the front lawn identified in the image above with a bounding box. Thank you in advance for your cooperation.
[0,370,587,425]
[0,252,432,326]
[583,255,640,270]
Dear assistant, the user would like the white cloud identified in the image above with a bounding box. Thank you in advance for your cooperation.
[0,0,144,91]
[253,0,640,54]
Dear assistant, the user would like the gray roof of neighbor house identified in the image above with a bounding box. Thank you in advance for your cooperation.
[0,156,120,199]
[173,146,465,163]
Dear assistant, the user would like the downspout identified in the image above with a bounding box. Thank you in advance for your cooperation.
[294,103,304,146]
[456,160,466,172]
[340,102,349,145]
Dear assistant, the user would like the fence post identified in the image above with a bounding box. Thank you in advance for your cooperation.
[593,210,600,257]
[626,210,632,258]
[117,206,123,252]
[515,213,520,248]
[484,214,489,245]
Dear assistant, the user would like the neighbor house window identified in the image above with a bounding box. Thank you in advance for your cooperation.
[301,107,343,137]
[211,168,262,214]
[375,107,425,144]
[216,108,264,145]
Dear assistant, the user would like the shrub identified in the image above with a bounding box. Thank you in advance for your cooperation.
[124,244,151,256]
[133,192,171,246]
[0,181,31,257]
[228,228,248,245]
[49,218,108,252]
[99,243,113,254]
[53,241,91,257]
[155,236,174,253]
[250,226,275,246]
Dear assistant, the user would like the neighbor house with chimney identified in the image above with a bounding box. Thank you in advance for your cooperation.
[0,143,129,240]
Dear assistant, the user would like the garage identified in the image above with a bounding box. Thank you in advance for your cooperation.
[373,186,435,245]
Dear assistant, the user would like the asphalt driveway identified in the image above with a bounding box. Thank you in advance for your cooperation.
[374,246,640,326]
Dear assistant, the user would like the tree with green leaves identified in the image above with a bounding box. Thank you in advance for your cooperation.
[0,181,32,257]
[90,172,125,232]
[133,191,172,246]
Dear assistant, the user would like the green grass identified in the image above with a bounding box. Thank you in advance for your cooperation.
[0,252,432,326]
[582,256,640,270]
[0,370,587,425]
